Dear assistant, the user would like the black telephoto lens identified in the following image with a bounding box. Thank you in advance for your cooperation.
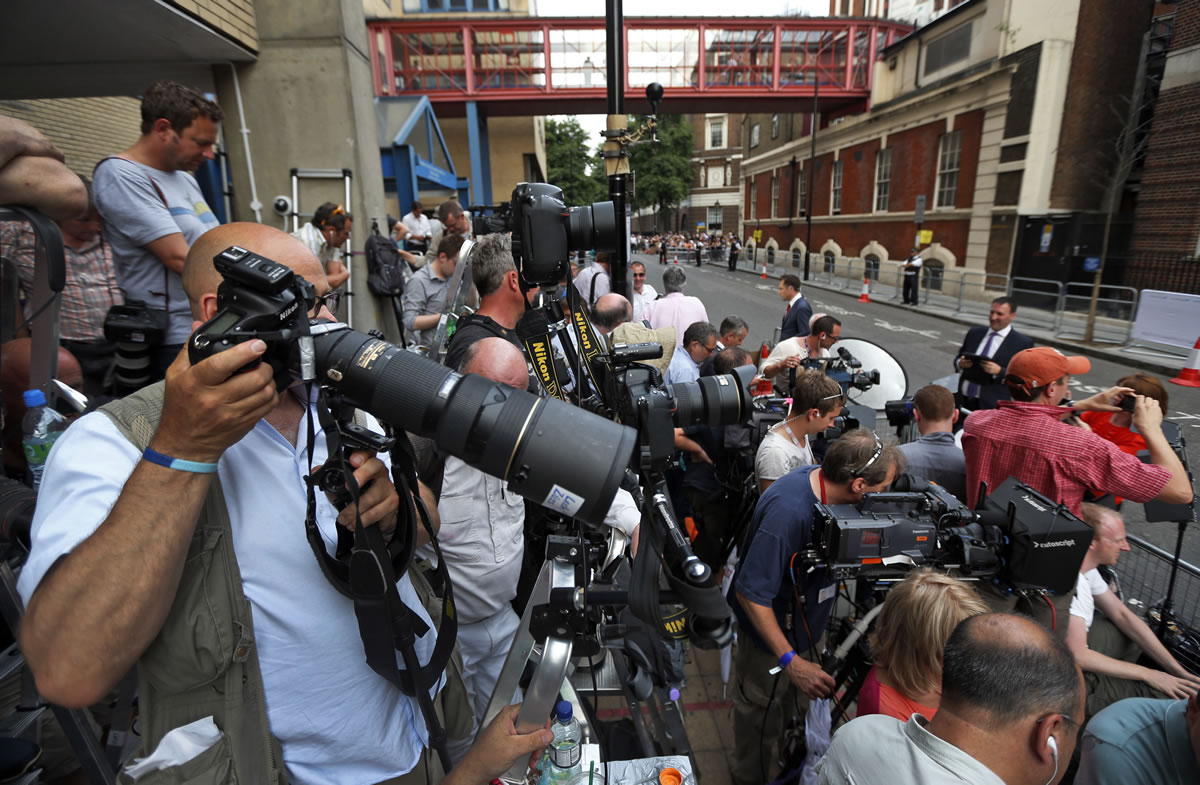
[309,328,638,525]
[670,365,755,428]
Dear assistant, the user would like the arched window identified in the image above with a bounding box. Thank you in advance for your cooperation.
[823,251,836,274]
[767,246,776,266]
[864,253,881,281]
[923,259,945,291]
[792,249,802,268]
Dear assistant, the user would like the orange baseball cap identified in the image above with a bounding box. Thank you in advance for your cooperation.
[1005,347,1090,393]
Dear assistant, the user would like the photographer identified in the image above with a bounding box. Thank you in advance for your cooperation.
[754,369,843,493]
[402,233,465,350]
[16,222,548,784]
[897,385,967,502]
[963,347,1192,517]
[731,429,903,785]
[759,314,841,394]
[443,233,528,372]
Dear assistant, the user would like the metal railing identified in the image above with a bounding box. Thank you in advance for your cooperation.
[1118,534,1200,672]
[1008,276,1065,332]
[1054,282,1140,344]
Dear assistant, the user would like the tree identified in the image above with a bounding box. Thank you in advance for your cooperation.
[544,117,605,206]
[628,113,694,232]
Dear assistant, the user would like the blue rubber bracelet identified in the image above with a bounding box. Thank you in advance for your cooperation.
[778,651,796,669]
[143,447,219,474]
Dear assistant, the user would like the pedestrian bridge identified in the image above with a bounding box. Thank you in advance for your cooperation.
[367,17,912,117]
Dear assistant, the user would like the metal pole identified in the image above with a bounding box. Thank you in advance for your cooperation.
[605,0,631,300]
[803,72,818,281]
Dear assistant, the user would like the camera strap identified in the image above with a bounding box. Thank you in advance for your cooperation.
[518,307,569,400]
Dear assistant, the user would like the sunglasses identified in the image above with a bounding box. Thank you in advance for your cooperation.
[851,432,883,477]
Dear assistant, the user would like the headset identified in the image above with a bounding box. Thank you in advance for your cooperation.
[1044,735,1059,785]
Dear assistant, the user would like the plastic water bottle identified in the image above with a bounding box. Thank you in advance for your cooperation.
[546,700,582,783]
[21,389,68,491]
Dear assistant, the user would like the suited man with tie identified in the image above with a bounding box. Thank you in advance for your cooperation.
[954,296,1034,410]
[778,274,813,341]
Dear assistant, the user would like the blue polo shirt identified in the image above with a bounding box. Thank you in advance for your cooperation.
[730,465,835,654]
[1076,698,1200,785]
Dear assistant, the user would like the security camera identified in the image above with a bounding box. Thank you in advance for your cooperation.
[272,196,293,217]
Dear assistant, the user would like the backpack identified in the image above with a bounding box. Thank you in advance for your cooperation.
[365,220,407,297]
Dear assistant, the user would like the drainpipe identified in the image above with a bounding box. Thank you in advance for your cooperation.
[226,62,263,223]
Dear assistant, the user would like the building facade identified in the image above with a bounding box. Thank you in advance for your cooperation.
[741,0,1154,287]
[682,113,743,237]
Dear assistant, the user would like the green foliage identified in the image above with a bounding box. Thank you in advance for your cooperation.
[628,114,694,230]
[544,117,606,206]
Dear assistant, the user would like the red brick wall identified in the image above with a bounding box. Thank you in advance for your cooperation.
[1132,82,1200,255]
[840,138,882,215]
[1171,0,1199,48]
[953,110,983,208]
[756,217,971,264]
[883,119,945,212]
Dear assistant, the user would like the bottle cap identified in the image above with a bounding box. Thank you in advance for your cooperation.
[555,700,572,722]
[659,768,682,785]
[23,389,46,407]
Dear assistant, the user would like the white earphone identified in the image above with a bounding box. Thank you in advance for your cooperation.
[1044,736,1060,785]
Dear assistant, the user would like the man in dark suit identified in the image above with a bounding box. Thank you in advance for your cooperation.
[778,274,812,341]
[953,296,1034,410]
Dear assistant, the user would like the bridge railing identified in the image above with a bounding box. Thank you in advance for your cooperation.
[369,17,910,104]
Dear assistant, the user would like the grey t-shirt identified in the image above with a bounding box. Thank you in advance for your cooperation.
[94,158,219,344]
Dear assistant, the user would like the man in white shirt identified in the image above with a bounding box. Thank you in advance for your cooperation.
[760,315,841,395]
[1067,504,1200,716]
[665,321,717,386]
[630,261,658,323]
[754,370,843,492]
[402,200,432,253]
[953,297,1033,410]
[573,252,611,308]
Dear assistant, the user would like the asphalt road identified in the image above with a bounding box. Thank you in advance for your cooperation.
[631,253,1200,566]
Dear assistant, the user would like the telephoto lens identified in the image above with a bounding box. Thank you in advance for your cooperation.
[309,326,638,525]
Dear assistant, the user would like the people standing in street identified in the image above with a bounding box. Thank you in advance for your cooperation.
[778,274,813,341]
[902,248,923,305]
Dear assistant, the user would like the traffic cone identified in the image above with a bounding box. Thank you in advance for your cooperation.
[1170,337,1200,387]
[761,263,768,279]
[671,248,678,264]
[752,342,775,396]
[856,275,871,303]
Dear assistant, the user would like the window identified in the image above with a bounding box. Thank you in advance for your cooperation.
[707,206,723,232]
[750,123,760,148]
[864,253,881,281]
[831,160,843,215]
[708,118,725,149]
[935,131,962,208]
[413,0,509,10]
[923,258,945,290]
[796,169,807,217]
[771,174,779,218]
[924,22,972,76]
[874,148,892,212]
[824,251,836,273]
[749,178,757,220]
[771,114,780,139]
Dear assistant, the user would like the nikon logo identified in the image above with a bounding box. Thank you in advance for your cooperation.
[1033,539,1076,549]
[278,301,300,321]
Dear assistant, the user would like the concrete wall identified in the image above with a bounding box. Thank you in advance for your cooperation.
[216,0,393,336]
[0,97,141,180]
[168,0,259,50]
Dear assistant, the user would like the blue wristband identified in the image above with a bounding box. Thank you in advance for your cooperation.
[778,651,796,669]
[143,447,219,474]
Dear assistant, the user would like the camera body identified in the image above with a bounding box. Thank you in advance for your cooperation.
[188,246,317,390]
[472,183,618,287]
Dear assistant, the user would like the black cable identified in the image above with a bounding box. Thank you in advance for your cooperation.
[14,294,59,335]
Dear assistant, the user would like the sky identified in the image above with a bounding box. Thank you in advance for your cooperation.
[542,0,828,156]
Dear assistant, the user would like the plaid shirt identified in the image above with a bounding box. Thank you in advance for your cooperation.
[962,400,1171,516]
[2,221,123,342]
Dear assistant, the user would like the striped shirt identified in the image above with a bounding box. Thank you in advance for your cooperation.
[2,221,123,342]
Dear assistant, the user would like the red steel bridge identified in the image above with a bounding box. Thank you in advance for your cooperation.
[368,17,913,117]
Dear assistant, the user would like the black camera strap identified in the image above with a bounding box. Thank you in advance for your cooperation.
[518,306,569,400]
[300,389,456,772]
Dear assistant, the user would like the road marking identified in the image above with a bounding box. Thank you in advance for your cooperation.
[870,318,942,339]
[811,301,866,318]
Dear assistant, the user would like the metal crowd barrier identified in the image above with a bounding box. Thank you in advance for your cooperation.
[1054,282,1140,344]
[1118,534,1200,672]
[1009,276,1065,332]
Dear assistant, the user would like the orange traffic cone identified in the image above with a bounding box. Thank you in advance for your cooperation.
[857,275,871,303]
[752,342,774,396]
[671,248,678,264]
[1170,337,1200,387]
[761,263,768,279]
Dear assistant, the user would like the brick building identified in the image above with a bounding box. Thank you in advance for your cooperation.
[1129,1,1200,292]
[740,0,1155,287]
[681,113,743,236]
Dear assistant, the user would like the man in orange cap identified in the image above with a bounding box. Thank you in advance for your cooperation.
[962,347,1193,638]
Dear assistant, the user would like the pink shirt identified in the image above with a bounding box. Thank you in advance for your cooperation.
[645,292,709,347]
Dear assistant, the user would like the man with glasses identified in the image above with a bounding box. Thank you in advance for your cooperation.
[760,314,841,395]
[1067,504,1200,717]
[665,321,717,385]
[820,613,1085,785]
[629,261,658,323]
[731,429,904,785]
[403,234,465,350]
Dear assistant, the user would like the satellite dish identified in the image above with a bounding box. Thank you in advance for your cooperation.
[828,337,908,410]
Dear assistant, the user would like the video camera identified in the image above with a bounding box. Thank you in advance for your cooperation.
[472,183,618,288]
[806,476,1093,594]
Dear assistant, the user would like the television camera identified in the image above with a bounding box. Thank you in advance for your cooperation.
[804,475,1093,595]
